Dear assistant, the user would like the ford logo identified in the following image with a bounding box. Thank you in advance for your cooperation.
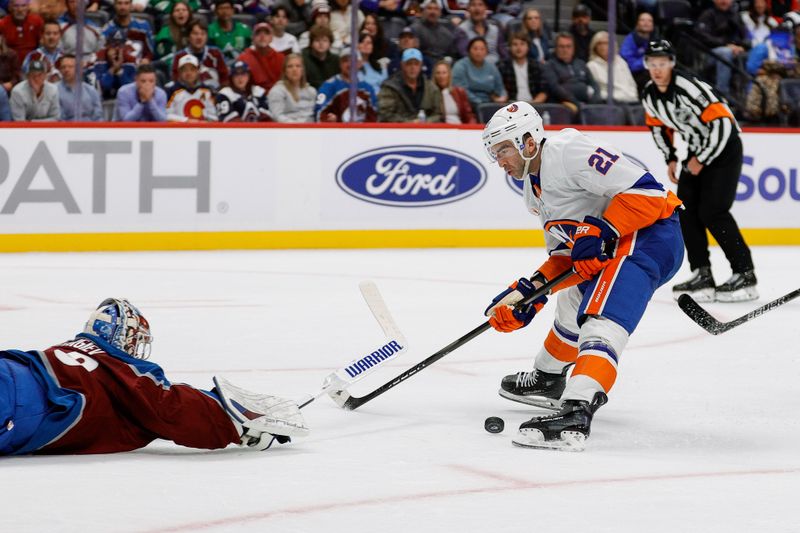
[505,152,651,196]
[336,146,487,207]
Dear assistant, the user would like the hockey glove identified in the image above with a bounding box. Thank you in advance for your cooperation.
[571,216,618,280]
[485,277,548,333]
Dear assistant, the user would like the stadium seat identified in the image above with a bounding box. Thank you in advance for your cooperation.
[533,103,576,125]
[656,0,693,27]
[579,104,627,125]
[102,99,116,121]
[476,102,505,123]
[779,79,800,126]
[232,13,257,29]
[625,104,645,126]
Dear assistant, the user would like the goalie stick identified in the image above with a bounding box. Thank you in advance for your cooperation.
[298,281,408,409]
[328,268,576,411]
[677,288,800,335]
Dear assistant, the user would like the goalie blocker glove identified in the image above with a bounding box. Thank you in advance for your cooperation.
[213,377,310,451]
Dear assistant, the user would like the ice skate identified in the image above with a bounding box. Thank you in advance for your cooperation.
[715,270,758,302]
[498,366,570,410]
[672,266,715,302]
[512,392,607,452]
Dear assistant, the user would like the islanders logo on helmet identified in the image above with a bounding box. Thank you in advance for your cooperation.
[506,103,519,113]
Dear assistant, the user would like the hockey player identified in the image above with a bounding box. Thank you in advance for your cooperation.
[215,60,271,122]
[165,54,218,122]
[0,298,308,455]
[482,101,684,450]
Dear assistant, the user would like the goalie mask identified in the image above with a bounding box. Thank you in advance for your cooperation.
[84,298,153,359]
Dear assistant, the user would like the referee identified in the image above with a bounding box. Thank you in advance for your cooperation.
[641,40,757,303]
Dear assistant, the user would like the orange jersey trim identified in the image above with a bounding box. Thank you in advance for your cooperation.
[585,233,634,316]
[572,354,618,392]
[537,255,582,294]
[603,190,682,237]
[543,329,579,363]
[700,102,734,123]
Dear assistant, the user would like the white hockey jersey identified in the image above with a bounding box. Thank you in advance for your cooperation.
[521,128,681,262]
[165,82,218,122]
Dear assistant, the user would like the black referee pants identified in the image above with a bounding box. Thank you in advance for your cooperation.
[676,135,754,274]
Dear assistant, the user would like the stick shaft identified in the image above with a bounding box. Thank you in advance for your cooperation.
[341,269,576,410]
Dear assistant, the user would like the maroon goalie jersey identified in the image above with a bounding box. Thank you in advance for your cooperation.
[14,334,239,454]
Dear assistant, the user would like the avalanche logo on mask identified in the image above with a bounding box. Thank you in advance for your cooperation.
[336,146,486,207]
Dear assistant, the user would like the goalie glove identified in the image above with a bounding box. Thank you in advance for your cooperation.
[213,376,310,450]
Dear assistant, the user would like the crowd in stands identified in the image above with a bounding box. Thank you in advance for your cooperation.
[0,0,798,124]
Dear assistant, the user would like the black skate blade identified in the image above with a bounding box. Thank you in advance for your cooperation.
[511,429,587,452]
[498,389,561,410]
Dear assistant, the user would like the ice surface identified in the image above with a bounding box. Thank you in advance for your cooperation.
[1,247,799,532]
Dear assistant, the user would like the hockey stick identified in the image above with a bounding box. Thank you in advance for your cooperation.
[298,281,408,409]
[328,268,576,411]
[677,288,800,335]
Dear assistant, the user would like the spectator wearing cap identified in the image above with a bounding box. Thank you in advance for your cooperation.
[452,35,507,109]
[330,0,363,50]
[172,19,229,90]
[411,0,458,63]
[455,0,506,65]
[388,26,433,77]
[114,62,167,120]
[301,23,338,88]
[270,6,301,54]
[432,59,476,124]
[0,0,44,70]
[237,21,284,92]
[216,59,271,121]
[154,0,192,63]
[9,59,60,120]
[165,53,217,121]
[89,30,138,99]
[57,53,103,120]
[102,0,155,63]
[497,32,548,105]
[377,47,442,122]
[209,0,253,63]
[542,32,599,113]
[315,46,377,122]
[620,12,657,91]
[22,20,63,82]
[569,3,595,62]
[59,0,105,66]
[299,1,343,53]
[268,52,317,121]
[586,30,638,103]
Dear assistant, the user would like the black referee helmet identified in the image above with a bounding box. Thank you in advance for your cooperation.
[645,40,675,60]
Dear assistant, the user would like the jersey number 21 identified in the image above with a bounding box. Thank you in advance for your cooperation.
[588,147,619,175]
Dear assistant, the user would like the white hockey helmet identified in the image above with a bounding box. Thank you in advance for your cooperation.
[84,298,153,359]
[481,101,545,162]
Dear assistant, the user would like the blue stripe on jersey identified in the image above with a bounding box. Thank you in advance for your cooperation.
[77,333,172,387]
[554,321,579,343]
[630,172,665,192]
[579,341,619,363]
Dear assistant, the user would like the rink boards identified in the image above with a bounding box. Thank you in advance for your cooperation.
[0,123,797,252]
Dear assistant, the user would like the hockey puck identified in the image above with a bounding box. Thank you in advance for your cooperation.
[484,416,504,434]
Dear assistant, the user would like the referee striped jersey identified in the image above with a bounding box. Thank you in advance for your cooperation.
[641,71,740,166]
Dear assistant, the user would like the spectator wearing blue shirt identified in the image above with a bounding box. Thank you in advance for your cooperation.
[452,36,507,110]
[315,47,377,122]
[0,87,11,121]
[114,63,167,121]
[88,31,138,99]
[620,12,657,92]
[102,0,156,63]
[58,54,103,121]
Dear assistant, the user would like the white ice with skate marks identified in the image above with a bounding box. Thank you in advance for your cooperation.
[1,247,799,532]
